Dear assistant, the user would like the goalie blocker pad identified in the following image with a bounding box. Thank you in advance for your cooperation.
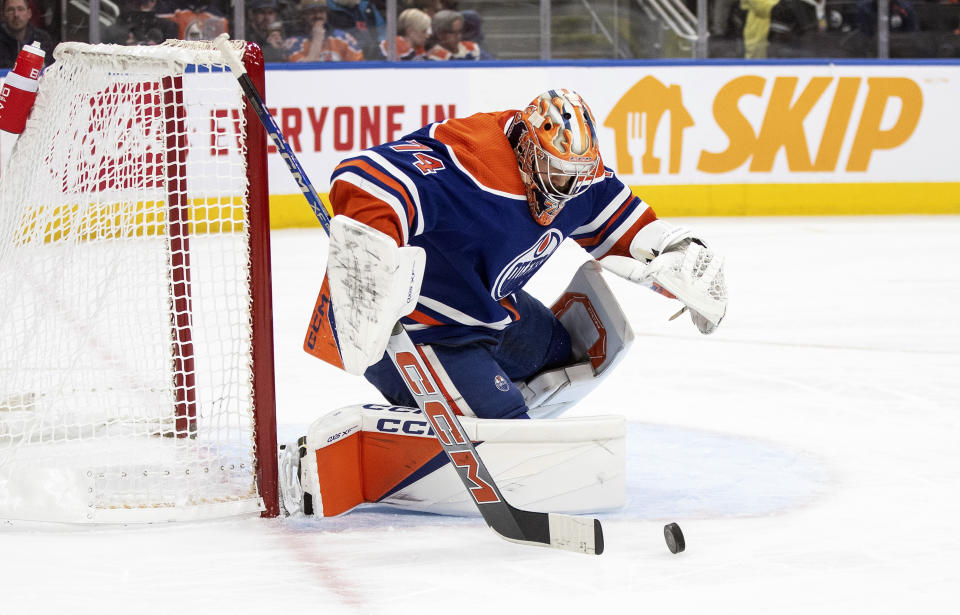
[289,403,625,517]
[303,216,425,375]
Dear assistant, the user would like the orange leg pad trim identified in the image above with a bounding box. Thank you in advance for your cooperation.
[313,430,445,516]
[360,432,443,503]
[314,433,364,516]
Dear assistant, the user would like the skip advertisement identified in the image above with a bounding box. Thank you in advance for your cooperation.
[257,61,958,223]
[3,61,956,222]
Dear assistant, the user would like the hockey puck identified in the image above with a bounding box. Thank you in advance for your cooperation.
[663,522,685,554]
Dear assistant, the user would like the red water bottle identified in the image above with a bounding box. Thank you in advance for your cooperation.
[0,41,46,134]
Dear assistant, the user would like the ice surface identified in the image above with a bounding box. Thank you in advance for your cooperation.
[2,216,958,614]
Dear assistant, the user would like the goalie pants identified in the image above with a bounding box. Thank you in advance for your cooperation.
[363,290,572,419]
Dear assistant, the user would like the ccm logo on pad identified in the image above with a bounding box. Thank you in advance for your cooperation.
[375,418,435,437]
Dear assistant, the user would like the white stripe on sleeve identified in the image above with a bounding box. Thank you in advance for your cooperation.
[571,185,632,236]
[359,150,426,237]
[586,203,649,258]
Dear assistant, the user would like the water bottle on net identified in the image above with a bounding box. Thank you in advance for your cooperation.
[0,41,46,134]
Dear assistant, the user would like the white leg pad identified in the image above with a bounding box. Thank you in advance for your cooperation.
[293,404,625,517]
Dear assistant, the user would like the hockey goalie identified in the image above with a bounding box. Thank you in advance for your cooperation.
[282,88,728,518]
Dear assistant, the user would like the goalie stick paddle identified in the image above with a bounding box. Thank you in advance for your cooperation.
[214,35,604,555]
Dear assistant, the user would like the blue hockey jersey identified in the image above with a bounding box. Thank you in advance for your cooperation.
[328,110,658,345]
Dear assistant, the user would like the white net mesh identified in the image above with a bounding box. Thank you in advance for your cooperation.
[0,40,268,522]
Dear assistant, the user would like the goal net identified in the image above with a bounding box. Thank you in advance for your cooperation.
[0,40,278,522]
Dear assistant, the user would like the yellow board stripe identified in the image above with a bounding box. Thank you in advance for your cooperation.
[15,196,250,243]
[29,182,950,239]
[269,193,333,229]
[631,182,960,217]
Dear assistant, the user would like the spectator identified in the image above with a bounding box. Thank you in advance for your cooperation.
[162,5,229,41]
[25,0,58,45]
[402,0,440,49]
[839,0,921,55]
[767,0,826,56]
[712,0,741,37]
[246,0,280,49]
[424,8,480,60]
[854,0,919,36]
[286,2,363,61]
[104,0,178,45]
[378,6,429,59]
[460,9,493,59]
[403,0,439,16]
[262,21,289,60]
[0,0,53,67]
[709,0,744,56]
[740,0,780,57]
[326,0,384,59]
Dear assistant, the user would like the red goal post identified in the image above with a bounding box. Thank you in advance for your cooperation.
[0,39,278,522]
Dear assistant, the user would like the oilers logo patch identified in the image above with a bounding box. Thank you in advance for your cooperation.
[491,229,563,300]
[494,374,510,392]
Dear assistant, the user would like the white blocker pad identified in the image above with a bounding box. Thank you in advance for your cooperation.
[326,216,425,375]
[293,404,625,517]
[517,259,635,419]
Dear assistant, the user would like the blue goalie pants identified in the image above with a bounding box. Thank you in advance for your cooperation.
[363,290,572,419]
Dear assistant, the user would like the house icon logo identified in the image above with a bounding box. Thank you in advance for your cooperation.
[603,76,694,175]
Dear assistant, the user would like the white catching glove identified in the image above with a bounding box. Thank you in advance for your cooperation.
[600,220,728,334]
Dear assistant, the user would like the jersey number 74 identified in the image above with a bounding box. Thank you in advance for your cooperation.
[390,140,446,175]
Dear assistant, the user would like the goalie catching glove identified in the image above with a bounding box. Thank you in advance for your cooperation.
[601,219,728,334]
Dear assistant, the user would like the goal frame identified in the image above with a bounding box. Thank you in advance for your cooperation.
[0,40,280,521]
[235,42,279,518]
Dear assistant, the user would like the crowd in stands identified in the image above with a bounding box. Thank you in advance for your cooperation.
[0,0,491,67]
[2,0,959,68]
[709,0,960,59]
[243,0,491,63]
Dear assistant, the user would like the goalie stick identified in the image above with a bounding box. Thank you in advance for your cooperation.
[214,34,604,555]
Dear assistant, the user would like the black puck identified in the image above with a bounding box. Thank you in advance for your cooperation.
[664,522,685,554]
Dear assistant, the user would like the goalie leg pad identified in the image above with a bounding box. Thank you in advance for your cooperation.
[296,404,626,517]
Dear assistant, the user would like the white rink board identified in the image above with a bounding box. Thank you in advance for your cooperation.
[258,62,960,191]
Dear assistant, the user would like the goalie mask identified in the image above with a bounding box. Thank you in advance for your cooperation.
[507,89,601,225]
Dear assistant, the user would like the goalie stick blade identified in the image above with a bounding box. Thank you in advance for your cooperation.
[494,507,604,555]
[547,513,604,555]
